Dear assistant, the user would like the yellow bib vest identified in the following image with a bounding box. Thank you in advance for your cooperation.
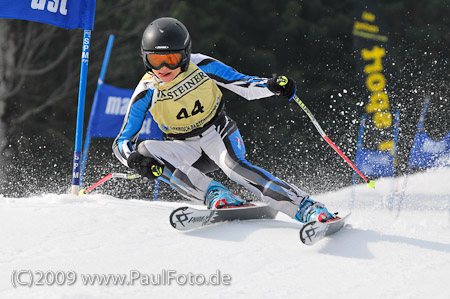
[148,63,222,135]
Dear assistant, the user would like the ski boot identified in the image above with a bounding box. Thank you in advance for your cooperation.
[204,181,245,209]
[294,197,336,223]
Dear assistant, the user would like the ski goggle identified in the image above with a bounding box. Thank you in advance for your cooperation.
[146,52,183,70]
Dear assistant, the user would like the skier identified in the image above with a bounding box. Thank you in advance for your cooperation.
[113,17,337,224]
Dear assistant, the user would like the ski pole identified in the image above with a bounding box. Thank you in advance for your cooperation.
[80,173,141,194]
[291,94,375,188]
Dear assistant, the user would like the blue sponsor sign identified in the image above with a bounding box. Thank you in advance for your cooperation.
[0,0,96,30]
[355,148,395,177]
[87,83,162,140]
[408,132,450,168]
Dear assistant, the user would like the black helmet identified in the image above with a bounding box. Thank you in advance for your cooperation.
[141,17,192,72]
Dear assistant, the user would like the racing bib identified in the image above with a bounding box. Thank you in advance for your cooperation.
[150,63,222,135]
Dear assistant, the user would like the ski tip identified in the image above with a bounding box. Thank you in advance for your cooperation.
[299,221,323,246]
[300,212,351,245]
[169,207,189,229]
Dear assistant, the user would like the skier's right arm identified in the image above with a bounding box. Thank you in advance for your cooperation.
[112,80,155,167]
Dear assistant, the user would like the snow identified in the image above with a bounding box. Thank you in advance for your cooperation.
[1,168,450,299]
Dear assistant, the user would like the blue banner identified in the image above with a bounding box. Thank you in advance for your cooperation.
[355,148,395,177]
[408,132,450,168]
[87,83,163,140]
[0,0,96,30]
[353,111,399,180]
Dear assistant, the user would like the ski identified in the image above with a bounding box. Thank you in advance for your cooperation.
[299,213,351,245]
[170,203,279,231]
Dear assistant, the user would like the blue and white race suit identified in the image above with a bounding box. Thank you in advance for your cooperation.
[113,53,308,218]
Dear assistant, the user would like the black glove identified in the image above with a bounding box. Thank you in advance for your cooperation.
[127,152,164,180]
[267,75,297,100]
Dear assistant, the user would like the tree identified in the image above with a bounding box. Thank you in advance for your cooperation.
[0,20,14,183]
[0,0,179,196]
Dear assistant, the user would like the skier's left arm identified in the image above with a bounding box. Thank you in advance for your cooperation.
[192,53,297,101]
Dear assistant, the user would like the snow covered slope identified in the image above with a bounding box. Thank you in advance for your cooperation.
[1,168,449,299]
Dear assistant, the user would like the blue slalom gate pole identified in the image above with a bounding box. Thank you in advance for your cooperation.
[405,97,430,175]
[80,34,115,187]
[352,114,367,186]
[392,110,400,169]
[397,98,430,215]
[351,114,367,207]
[385,109,400,209]
[97,35,115,88]
[71,30,92,195]
[153,179,160,201]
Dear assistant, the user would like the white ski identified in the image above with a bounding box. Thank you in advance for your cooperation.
[299,213,351,245]
[170,203,278,231]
